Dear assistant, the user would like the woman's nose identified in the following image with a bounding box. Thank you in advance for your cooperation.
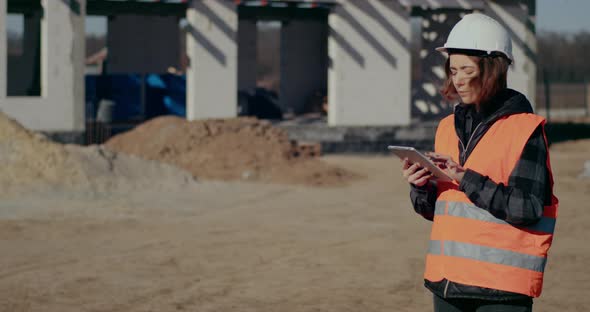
[456,73,469,85]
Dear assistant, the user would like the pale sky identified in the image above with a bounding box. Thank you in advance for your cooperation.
[537,0,590,33]
[6,0,590,35]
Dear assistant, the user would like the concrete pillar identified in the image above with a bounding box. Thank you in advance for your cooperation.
[485,0,537,108]
[237,19,257,92]
[186,0,238,120]
[328,0,411,126]
[108,15,180,74]
[0,0,86,132]
[414,10,463,120]
[280,19,328,114]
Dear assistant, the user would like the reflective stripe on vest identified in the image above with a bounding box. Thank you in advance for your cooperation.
[434,201,556,234]
[428,240,547,272]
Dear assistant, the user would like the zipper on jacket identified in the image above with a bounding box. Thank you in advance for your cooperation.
[443,279,450,298]
[459,122,483,165]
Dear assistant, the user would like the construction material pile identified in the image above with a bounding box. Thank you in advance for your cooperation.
[105,116,359,186]
[0,112,195,197]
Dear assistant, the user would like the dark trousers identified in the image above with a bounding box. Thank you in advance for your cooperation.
[433,295,533,312]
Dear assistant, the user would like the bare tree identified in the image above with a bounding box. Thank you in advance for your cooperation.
[538,31,590,83]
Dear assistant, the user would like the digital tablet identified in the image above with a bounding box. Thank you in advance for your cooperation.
[388,145,453,182]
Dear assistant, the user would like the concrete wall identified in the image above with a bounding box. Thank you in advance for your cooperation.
[280,19,328,114]
[108,15,180,74]
[186,0,238,120]
[0,0,86,132]
[328,0,412,126]
[413,10,463,120]
[0,0,538,133]
[485,0,537,107]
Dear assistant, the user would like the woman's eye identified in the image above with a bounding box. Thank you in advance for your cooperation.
[465,71,474,75]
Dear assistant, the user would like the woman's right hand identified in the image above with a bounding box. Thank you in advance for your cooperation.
[402,158,433,187]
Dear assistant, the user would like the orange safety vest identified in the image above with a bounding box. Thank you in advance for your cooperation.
[424,113,558,298]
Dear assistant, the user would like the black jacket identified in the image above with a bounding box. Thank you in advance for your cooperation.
[410,89,551,301]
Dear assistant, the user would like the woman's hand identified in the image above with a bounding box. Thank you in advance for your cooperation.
[426,152,466,184]
[402,158,433,187]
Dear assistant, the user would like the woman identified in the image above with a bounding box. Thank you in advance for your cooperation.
[402,13,558,312]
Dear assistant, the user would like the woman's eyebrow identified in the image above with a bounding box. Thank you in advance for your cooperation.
[449,65,475,70]
[459,65,476,70]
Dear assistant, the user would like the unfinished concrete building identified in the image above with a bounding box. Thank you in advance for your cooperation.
[0,0,537,149]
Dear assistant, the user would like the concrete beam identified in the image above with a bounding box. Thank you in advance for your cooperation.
[401,0,485,10]
[186,0,238,120]
[86,1,187,16]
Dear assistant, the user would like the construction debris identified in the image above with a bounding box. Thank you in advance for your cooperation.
[0,112,195,197]
[105,116,360,186]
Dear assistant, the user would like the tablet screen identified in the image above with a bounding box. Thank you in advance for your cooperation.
[388,146,453,182]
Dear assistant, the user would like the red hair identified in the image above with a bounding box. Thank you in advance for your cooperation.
[441,53,510,105]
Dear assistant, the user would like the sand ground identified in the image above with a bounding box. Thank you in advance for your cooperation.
[0,143,588,312]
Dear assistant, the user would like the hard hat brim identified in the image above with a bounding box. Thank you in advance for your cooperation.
[435,46,513,64]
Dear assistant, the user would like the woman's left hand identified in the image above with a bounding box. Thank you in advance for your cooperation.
[426,152,467,184]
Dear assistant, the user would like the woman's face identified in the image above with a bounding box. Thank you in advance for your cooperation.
[449,54,481,104]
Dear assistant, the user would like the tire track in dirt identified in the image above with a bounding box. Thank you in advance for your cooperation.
[92,286,176,312]
[97,269,245,312]
[0,259,79,280]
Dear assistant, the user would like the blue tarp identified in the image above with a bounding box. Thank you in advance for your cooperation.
[85,73,186,122]
[145,74,186,118]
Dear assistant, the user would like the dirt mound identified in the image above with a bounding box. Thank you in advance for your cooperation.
[550,138,590,153]
[0,112,195,197]
[550,139,590,180]
[105,116,359,186]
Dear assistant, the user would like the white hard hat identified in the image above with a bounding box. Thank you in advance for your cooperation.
[436,13,513,63]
